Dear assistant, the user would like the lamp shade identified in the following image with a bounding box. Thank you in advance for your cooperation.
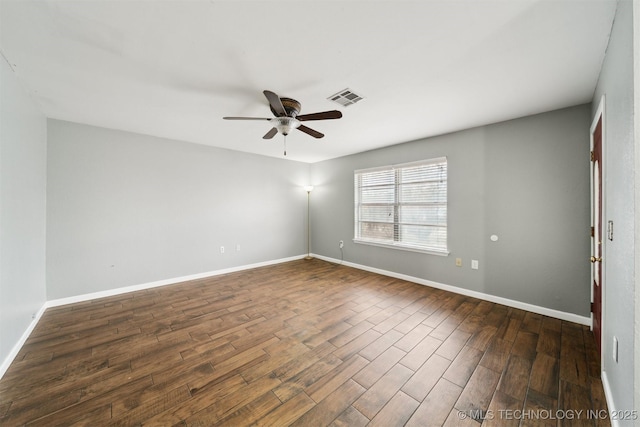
[271,117,301,136]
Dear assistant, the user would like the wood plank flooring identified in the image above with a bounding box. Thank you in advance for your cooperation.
[0,259,610,426]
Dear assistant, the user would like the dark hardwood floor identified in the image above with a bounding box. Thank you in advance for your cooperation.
[0,259,609,426]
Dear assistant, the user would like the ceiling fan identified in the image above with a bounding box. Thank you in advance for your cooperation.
[223,90,342,154]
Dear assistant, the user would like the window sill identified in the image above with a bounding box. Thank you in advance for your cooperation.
[353,239,449,256]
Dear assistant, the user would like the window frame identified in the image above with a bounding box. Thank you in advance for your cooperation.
[353,157,449,256]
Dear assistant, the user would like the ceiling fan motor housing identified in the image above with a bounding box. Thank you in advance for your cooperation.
[270,97,301,117]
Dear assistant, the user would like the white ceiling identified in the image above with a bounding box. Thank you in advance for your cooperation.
[0,0,616,163]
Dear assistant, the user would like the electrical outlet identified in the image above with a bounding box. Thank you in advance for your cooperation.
[220,246,225,254]
[339,240,344,249]
[455,258,462,267]
[471,260,479,270]
[236,244,241,251]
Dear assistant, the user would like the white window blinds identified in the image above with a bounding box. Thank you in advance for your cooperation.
[354,157,448,254]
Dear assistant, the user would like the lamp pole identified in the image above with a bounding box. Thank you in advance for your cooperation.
[304,186,314,260]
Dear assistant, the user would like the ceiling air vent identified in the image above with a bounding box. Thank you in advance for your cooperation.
[328,89,364,107]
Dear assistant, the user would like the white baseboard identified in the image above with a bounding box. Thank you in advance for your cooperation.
[601,371,621,427]
[46,254,306,308]
[312,254,592,326]
[0,304,47,379]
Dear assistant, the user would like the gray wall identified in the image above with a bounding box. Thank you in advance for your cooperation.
[592,0,636,421]
[46,120,310,300]
[311,104,592,317]
[634,0,640,417]
[0,57,48,365]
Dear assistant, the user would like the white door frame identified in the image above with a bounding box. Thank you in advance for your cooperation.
[590,94,606,371]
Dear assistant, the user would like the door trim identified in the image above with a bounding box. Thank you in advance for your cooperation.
[590,94,605,371]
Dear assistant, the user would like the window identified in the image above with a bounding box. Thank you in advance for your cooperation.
[354,157,448,255]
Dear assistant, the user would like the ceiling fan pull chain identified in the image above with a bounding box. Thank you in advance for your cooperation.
[284,135,287,156]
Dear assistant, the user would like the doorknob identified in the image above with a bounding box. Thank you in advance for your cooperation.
[590,256,602,263]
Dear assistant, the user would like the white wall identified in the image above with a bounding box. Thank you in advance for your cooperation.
[46,120,310,300]
[311,105,592,318]
[592,0,636,422]
[0,55,47,370]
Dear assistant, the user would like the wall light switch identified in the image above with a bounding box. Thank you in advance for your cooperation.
[455,258,462,267]
[613,336,618,362]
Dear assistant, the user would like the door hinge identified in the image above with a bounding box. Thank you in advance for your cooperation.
[590,151,595,161]
[590,226,595,237]
[590,302,594,312]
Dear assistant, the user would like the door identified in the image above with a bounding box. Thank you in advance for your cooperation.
[591,116,603,353]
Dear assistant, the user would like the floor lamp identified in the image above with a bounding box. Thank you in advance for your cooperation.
[304,186,314,260]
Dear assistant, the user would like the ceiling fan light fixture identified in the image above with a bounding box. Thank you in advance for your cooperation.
[270,117,301,136]
[224,90,341,143]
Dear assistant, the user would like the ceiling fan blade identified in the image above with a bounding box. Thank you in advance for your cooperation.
[296,110,343,121]
[297,124,324,139]
[223,117,270,120]
[263,90,287,117]
[263,128,278,139]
